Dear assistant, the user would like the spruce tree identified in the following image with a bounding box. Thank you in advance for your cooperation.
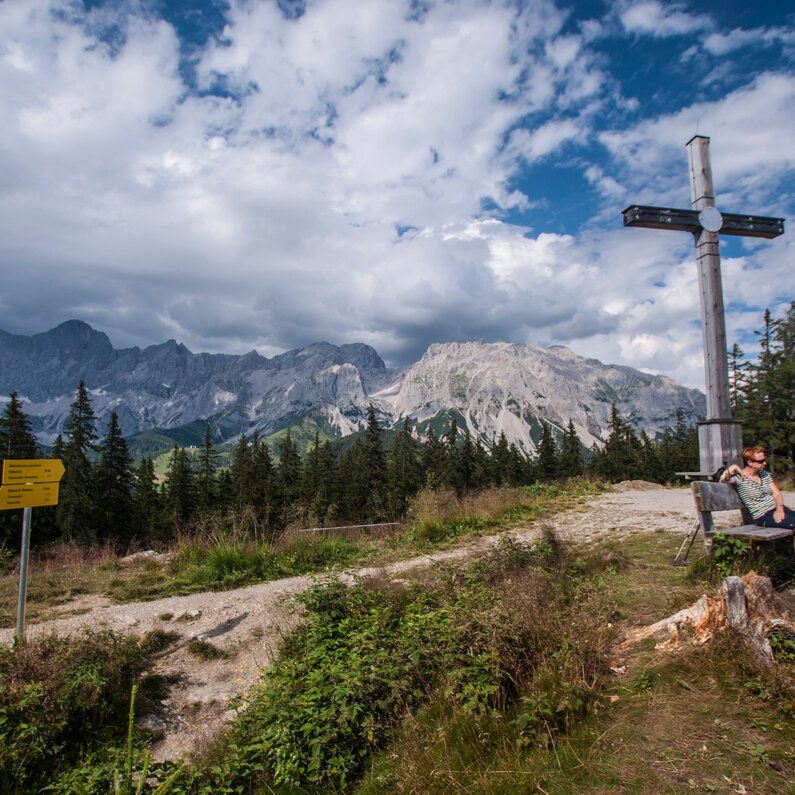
[421,427,446,489]
[441,418,460,490]
[0,393,39,549]
[772,302,795,468]
[195,423,219,512]
[317,441,339,520]
[490,431,511,486]
[0,391,38,460]
[95,412,134,545]
[251,433,274,521]
[229,434,253,509]
[590,405,641,482]
[507,442,529,485]
[361,406,388,520]
[388,419,423,514]
[338,439,366,521]
[276,430,302,519]
[58,381,98,541]
[557,420,584,478]
[454,427,478,494]
[535,422,558,481]
[164,444,195,526]
[301,432,323,507]
[132,456,164,542]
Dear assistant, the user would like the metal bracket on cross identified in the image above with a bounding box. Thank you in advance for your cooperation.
[622,205,784,239]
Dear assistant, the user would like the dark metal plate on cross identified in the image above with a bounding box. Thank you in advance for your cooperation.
[622,205,785,239]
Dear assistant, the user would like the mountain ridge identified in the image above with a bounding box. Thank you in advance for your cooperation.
[0,320,705,454]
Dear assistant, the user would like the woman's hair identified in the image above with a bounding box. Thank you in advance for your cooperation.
[741,446,765,465]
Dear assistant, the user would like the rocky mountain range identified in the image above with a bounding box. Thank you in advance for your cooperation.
[0,320,705,455]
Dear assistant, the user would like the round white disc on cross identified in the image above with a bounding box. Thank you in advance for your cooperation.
[698,206,723,233]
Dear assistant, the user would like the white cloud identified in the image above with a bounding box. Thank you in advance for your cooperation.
[704,26,795,56]
[0,0,791,398]
[618,1,713,38]
[599,73,795,212]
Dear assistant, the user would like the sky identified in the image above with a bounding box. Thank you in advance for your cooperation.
[0,0,793,390]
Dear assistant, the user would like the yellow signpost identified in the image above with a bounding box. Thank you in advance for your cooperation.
[2,459,65,486]
[0,458,65,643]
[0,482,60,510]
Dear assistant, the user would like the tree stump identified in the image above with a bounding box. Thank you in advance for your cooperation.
[615,572,795,664]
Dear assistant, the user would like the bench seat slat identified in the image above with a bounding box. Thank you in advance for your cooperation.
[705,525,794,543]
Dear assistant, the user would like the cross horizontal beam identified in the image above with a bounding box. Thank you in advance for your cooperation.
[622,205,785,239]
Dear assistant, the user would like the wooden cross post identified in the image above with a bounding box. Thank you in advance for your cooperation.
[622,135,785,473]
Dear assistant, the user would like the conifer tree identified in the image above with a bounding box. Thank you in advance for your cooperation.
[228,434,253,509]
[316,440,339,519]
[535,422,558,480]
[772,303,795,468]
[195,423,219,512]
[636,430,664,483]
[276,430,302,518]
[728,343,750,418]
[473,438,491,488]
[164,444,195,526]
[557,420,584,478]
[388,419,422,514]
[507,442,529,485]
[453,427,479,494]
[0,391,38,460]
[251,433,274,521]
[490,431,511,485]
[338,439,366,521]
[95,412,133,545]
[421,427,446,489]
[589,404,641,482]
[301,432,323,507]
[728,304,794,472]
[361,405,388,520]
[441,418,460,490]
[58,381,98,541]
[301,432,337,522]
[0,393,39,549]
[132,456,164,542]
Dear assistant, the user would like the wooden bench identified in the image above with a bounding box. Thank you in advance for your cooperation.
[691,481,794,549]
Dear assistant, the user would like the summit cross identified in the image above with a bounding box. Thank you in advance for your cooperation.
[622,135,785,473]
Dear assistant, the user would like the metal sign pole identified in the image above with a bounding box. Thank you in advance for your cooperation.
[15,507,33,643]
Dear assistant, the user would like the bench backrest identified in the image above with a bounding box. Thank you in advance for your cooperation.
[691,481,753,533]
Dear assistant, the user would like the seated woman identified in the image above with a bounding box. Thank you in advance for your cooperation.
[719,446,795,529]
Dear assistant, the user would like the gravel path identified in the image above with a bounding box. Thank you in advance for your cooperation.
[2,483,784,761]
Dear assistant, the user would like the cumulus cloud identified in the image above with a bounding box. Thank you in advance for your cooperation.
[0,0,792,394]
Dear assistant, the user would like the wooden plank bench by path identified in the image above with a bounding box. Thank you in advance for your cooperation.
[691,481,795,550]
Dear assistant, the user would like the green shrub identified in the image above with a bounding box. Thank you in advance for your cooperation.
[713,533,749,577]
[0,631,150,793]
[196,533,607,792]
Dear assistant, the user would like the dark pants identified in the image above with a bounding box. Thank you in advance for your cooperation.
[755,506,795,529]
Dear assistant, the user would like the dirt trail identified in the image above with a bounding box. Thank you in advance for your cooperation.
[0,484,771,761]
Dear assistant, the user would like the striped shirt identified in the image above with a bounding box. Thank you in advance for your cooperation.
[731,470,777,519]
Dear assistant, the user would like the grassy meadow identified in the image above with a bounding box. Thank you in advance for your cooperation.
[1,479,794,793]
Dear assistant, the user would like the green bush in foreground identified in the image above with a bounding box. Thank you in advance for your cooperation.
[192,533,609,792]
[0,631,156,793]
